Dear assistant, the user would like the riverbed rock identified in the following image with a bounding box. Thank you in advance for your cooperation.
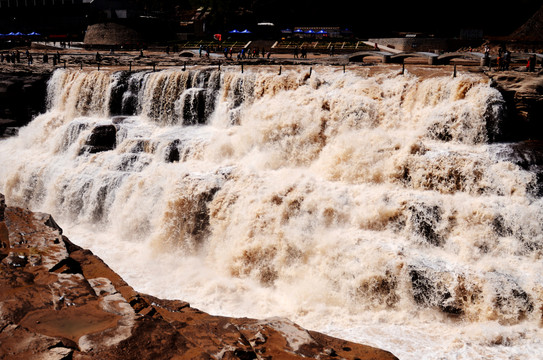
[0,194,398,360]
[80,124,118,154]
[487,71,543,141]
[0,70,49,133]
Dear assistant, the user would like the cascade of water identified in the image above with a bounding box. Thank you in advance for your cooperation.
[1,67,542,359]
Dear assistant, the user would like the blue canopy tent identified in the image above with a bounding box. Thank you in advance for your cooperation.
[317,30,327,34]
[240,29,251,34]
[27,32,41,36]
[305,29,315,34]
[229,29,239,33]
[294,29,303,33]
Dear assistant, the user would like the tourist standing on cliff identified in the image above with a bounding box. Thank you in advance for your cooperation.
[504,51,511,70]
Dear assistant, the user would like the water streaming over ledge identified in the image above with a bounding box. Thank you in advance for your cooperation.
[1,67,543,359]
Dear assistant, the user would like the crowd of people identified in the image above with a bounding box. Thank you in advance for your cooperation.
[199,45,272,60]
[0,50,62,65]
[0,43,539,71]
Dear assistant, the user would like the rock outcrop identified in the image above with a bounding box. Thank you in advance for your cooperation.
[0,194,398,360]
[487,71,543,141]
[0,70,49,136]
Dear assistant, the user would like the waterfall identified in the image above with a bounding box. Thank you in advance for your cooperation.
[1,66,542,359]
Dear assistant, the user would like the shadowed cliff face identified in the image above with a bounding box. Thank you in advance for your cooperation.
[0,70,49,136]
[0,193,398,360]
[487,72,543,141]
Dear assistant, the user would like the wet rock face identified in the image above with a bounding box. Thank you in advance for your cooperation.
[0,194,398,360]
[496,140,543,197]
[0,193,5,221]
[80,124,117,154]
[489,72,543,141]
[0,71,49,136]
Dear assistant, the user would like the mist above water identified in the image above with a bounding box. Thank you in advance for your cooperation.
[1,67,542,359]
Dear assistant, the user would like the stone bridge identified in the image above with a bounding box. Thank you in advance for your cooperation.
[347,51,542,66]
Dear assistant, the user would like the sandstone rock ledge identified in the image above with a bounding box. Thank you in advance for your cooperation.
[0,194,398,360]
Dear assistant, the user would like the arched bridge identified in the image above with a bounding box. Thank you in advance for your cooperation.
[347,51,515,66]
[347,51,394,63]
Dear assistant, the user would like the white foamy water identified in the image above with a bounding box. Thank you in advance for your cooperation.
[1,66,543,359]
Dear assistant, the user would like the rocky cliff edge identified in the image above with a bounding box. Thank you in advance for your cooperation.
[0,193,398,360]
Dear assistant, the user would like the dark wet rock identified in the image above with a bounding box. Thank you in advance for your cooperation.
[80,124,117,154]
[408,204,444,246]
[492,215,513,237]
[488,73,543,141]
[408,262,534,323]
[0,193,5,221]
[495,140,543,197]
[0,71,49,133]
[33,212,63,235]
[116,153,149,172]
[409,264,470,316]
[112,115,129,124]
[500,140,543,170]
[182,88,207,125]
[165,139,181,162]
[3,252,28,268]
[489,272,534,324]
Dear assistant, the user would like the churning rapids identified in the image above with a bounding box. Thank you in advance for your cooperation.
[1,66,543,359]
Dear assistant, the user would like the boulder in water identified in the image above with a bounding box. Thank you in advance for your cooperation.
[111,116,129,124]
[80,124,117,154]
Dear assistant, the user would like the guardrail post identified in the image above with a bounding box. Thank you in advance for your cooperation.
[129,61,132,72]
[279,66,281,75]
[453,64,457,77]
